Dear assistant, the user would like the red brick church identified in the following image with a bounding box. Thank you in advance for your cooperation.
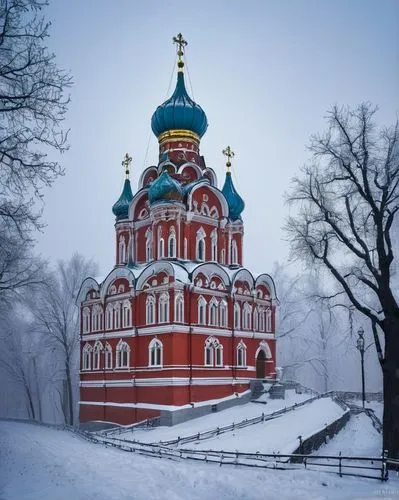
[77,34,277,425]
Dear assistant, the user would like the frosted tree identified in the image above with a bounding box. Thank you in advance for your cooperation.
[286,103,399,460]
[28,254,98,426]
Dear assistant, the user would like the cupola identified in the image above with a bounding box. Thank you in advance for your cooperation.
[112,153,134,221]
[221,146,245,220]
[148,170,183,205]
[151,33,208,141]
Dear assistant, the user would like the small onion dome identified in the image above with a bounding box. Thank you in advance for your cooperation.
[151,72,208,139]
[222,171,245,220]
[112,179,133,221]
[148,170,183,205]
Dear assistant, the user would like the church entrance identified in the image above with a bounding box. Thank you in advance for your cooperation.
[256,350,266,378]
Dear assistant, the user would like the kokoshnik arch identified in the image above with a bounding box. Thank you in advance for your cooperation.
[77,34,277,425]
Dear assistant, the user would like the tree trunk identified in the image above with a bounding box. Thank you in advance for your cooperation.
[65,361,74,426]
[382,314,399,463]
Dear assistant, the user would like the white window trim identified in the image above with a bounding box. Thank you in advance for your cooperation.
[148,338,163,367]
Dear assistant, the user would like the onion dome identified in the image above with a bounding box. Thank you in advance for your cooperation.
[112,153,134,221]
[148,170,183,205]
[151,72,208,139]
[221,146,245,220]
[151,34,208,139]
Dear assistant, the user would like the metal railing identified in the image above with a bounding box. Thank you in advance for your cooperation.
[83,431,389,481]
[153,391,344,447]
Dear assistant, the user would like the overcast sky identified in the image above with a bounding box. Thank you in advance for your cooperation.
[36,0,399,276]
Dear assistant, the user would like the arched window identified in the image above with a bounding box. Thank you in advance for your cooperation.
[159,238,165,258]
[258,308,265,332]
[116,339,130,369]
[197,295,207,325]
[91,305,103,332]
[146,295,156,324]
[104,342,113,370]
[168,226,176,258]
[221,249,226,265]
[149,338,163,367]
[119,236,126,264]
[122,300,132,327]
[237,341,247,367]
[204,337,223,367]
[234,302,241,329]
[82,343,92,370]
[266,308,272,332]
[243,302,252,330]
[196,227,206,261]
[211,229,218,262]
[82,307,90,333]
[175,292,184,323]
[158,292,169,323]
[209,297,218,326]
[118,284,125,294]
[114,302,121,330]
[105,303,113,330]
[219,300,228,327]
[145,228,153,262]
[93,341,103,370]
[231,239,238,265]
[253,307,259,331]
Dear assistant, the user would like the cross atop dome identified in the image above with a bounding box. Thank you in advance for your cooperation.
[122,152,132,179]
[222,146,235,172]
[173,33,187,71]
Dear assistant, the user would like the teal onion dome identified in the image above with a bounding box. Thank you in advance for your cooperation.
[112,179,133,220]
[148,170,183,205]
[222,172,245,220]
[151,72,208,138]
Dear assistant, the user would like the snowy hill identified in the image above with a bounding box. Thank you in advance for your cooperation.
[0,415,397,500]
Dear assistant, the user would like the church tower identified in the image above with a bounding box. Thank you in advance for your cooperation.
[77,35,277,426]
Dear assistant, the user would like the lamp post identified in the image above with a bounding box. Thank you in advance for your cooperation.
[356,326,366,408]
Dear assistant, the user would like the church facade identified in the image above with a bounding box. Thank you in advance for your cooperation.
[77,35,277,426]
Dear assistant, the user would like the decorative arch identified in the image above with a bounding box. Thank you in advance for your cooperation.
[76,277,100,305]
[138,166,158,189]
[136,261,176,291]
[255,340,272,360]
[100,268,135,301]
[202,168,217,186]
[129,189,149,220]
[178,161,203,181]
[191,263,231,289]
[187,183,229,219]
[231,268,255,294]
[255,274,278,301]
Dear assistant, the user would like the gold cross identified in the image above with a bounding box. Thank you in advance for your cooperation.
[173,33,187,62]
[222,146,235,171]
[122,153,132,179]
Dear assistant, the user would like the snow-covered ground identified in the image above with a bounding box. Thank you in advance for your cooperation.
[1,420,398,500]
[316,412,382,457]
[184,397,347,455]
[114,390,310,444]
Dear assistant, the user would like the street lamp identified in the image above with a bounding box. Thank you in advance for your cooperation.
[356,326,366,408]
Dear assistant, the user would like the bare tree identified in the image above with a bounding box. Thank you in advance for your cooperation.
[0,223,47,306]
[29,254,98,426]
[0,313,41,419]
[286,103,399,459]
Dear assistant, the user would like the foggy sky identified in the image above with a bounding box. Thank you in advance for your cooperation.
[36,0,399,276]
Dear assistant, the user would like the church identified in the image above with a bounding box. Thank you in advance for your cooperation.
[77,34,277,426]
